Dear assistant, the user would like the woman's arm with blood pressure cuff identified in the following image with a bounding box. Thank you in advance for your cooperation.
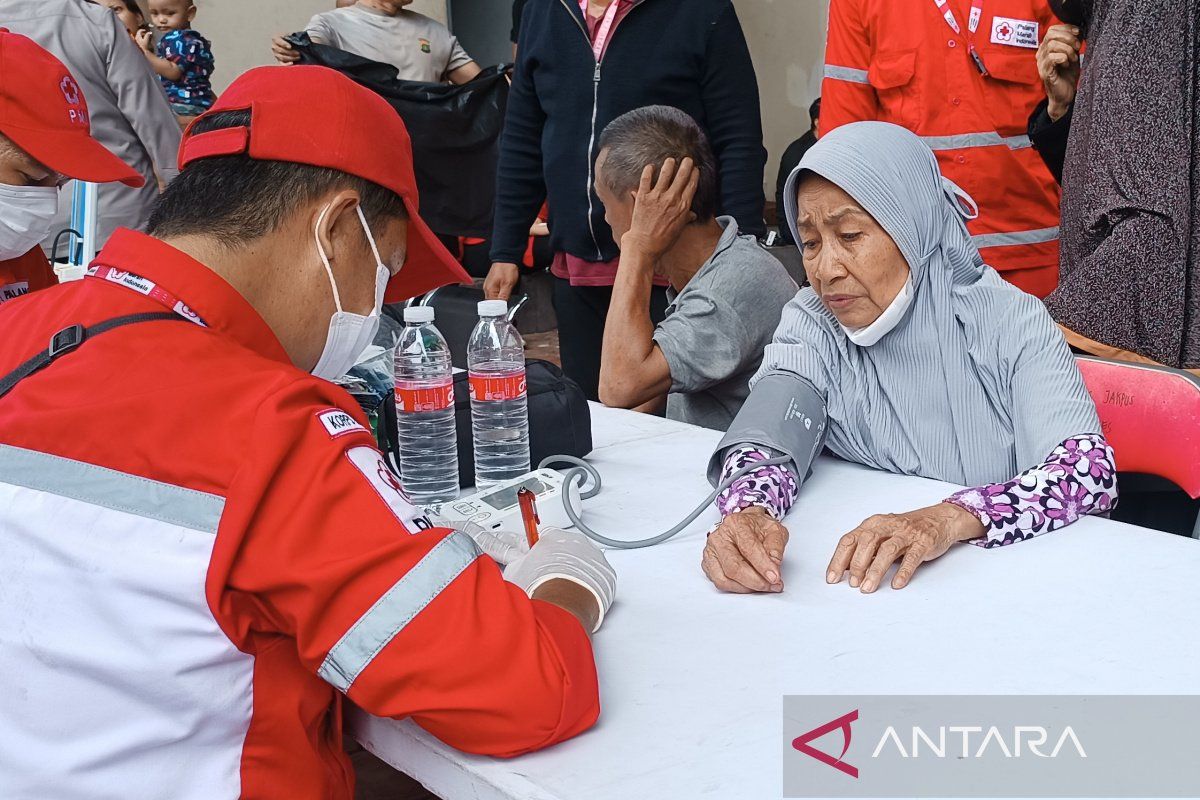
[706,370,829,494]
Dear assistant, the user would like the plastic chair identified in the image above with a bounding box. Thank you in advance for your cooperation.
[419,285,527,369]
[1075,356,1200,537]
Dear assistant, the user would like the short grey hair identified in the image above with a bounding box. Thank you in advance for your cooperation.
[597,105,718,220]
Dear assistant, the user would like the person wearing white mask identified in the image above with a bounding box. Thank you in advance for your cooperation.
[0,29,143,304]
[0,66,619,799]
[701,122,1116,597]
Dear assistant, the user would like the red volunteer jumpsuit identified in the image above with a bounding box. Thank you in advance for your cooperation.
[0,230,599,799]
[821,0,1063,297]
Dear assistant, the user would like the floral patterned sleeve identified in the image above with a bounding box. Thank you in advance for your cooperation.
[945,434,1118,549]
[715,445,801,521]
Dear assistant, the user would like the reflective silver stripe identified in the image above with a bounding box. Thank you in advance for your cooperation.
[0,443,224,533]
[823,64,870,85]
[972,226,1060,249]
[319,531,482,693]
[921,133,1032,151]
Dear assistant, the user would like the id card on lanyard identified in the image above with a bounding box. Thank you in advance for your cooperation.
[580,0,621,62]
[933,0,990,75]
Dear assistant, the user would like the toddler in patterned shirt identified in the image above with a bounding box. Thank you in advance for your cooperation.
[137,0,215,119]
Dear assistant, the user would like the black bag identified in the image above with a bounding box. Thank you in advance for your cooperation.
[379,360,592,488]
[289,33,510,238]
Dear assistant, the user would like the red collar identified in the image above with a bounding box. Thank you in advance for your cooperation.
[92,229,291,365]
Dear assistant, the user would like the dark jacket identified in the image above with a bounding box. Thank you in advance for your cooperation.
[491,0,767,267]
[1047,0,1199,369]
[773,130,816,245]
[1027,97,1073,184]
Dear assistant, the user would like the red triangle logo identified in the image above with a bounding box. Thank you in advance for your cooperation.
[792,709,859,779]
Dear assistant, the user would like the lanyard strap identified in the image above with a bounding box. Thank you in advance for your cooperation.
[87,265,207,327]
[580,0,621,61]
[933,0,983,35]
[0,313,185,402]
[933,0,989,73]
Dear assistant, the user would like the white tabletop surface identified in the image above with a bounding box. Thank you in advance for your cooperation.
[350,405,1200,800]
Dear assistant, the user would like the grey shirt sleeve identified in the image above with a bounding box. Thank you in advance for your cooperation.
[653,291,757,394]
[446,34,473,71]
[306,13,336,45]
[103,13,181,181]
[1004,296,1103,468]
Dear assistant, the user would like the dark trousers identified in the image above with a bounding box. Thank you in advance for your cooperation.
[551,277,669,402]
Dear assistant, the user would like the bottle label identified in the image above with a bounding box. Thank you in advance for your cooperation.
[395,377,455,413]
[469,370,527,402]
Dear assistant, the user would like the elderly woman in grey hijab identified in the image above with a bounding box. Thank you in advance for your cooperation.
[702,122,1118,596]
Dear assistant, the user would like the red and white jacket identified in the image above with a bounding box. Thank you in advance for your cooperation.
[0,230,599,799]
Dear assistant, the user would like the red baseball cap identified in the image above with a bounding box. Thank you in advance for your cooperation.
[0,29,144,187]
[179,65,472,303]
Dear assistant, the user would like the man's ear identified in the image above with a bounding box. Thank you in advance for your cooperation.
[313,189,363,263]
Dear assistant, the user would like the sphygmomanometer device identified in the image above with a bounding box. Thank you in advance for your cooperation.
[426,372,826,550]
[424,469,581,532]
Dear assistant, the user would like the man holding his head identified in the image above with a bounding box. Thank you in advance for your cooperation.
[597,106,797,430]
[0,65,615,798]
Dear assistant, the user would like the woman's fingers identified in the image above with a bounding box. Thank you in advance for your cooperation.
[847,527,885,588]
[758,518,789,563]
[892,546,926,590]
[861,536,906,594]
[709,522,778,592]
[826,531,858,583]
[732,524,783,590]
[702,541,755,594]
[714,533,774,592]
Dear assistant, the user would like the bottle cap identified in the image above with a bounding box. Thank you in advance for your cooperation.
[477,300,508,317]
[53,264,87,283]
[403,306,435,324]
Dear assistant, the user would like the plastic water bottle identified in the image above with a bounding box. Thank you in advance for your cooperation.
[468,300,530,490]
[394,306,458,505]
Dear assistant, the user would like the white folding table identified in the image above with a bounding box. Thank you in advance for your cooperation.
[351,405,1200,800]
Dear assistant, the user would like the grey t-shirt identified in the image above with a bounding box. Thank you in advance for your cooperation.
[307,6,472,83]
[653,217,799,431]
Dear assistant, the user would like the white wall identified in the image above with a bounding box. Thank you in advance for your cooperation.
[737,0,829,201]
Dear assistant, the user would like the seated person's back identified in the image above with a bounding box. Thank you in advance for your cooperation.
[595,106,797,431]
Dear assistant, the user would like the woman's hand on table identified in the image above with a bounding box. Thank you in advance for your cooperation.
[826,503,985,593]
[702,507,788,594]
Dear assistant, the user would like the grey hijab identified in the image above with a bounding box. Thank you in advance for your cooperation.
[766,122,1098,486]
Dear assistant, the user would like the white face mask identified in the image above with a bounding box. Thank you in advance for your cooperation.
[0,183,59,260]
[842,273,915,347]
[310,203,393,381]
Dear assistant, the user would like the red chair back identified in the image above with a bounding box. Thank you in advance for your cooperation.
[1076,357,1200,498]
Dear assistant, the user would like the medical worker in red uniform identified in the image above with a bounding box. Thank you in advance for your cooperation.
[0,29,144,305]
[0,64,616,800]
[820,0,1064,297]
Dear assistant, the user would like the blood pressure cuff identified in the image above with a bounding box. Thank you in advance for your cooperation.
[706,371,829,488]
